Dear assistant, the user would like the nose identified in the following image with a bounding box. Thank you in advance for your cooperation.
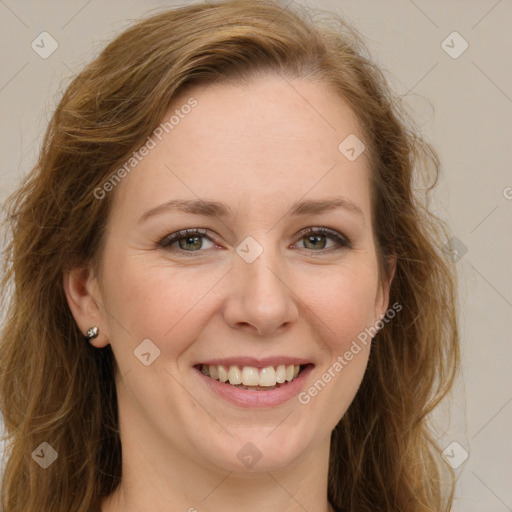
[222,242,299,337]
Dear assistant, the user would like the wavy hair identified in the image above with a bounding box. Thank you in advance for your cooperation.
[0,1,460,510]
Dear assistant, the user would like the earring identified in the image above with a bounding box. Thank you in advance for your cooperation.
[86,326,99,340]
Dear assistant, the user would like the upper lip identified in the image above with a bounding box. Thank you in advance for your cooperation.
[194,357,313,369]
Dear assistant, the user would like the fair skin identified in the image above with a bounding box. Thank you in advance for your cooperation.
[64,74,395,512]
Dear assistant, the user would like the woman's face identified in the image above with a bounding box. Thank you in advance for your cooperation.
[84,75,393,474]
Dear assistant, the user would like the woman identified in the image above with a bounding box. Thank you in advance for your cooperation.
[0,1,460,510]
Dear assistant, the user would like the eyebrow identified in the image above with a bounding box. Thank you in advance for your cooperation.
[137,196,365,224]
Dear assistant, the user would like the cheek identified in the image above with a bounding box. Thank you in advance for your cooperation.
[298,266,377,416]
[101,253,217,347]
[302,262,379,350]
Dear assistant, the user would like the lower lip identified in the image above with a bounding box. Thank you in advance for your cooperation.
[194,365,314,408]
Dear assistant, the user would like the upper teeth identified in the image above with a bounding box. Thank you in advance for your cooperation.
[201,364,301,387]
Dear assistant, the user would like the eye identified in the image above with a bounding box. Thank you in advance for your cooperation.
[159,228,216,254]
[292,227,351,254]
[158,227,351,256]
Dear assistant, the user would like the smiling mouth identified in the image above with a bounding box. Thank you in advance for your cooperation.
[194,363,310,391]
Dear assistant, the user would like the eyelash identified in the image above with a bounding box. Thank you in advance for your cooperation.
[158,227,351,257]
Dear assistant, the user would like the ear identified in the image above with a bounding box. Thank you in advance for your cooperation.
[374,253,397,321]
[63,266,110,348]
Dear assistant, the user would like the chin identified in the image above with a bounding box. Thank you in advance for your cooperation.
[195,426,313,474]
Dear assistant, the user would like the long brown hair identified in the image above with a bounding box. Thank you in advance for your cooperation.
[0,1,460,510]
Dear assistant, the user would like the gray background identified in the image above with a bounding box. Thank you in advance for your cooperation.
[0,0,511,510]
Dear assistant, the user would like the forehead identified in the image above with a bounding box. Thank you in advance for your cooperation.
[108,75,371,224]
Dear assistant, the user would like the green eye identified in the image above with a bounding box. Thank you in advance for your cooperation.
[294,227,350,253]
[159,228,213,253]
[159,227,351,256]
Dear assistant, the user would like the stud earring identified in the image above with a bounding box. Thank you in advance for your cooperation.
[86,326,99,340]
